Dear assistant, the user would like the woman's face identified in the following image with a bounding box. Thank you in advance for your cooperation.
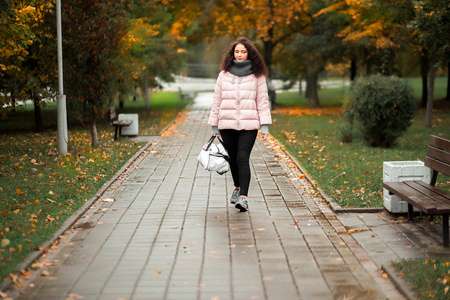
[234,43,248,61]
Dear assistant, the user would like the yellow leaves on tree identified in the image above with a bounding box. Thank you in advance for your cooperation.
[168,0,310,43]
[170,21,187,39]
[1,4,49,64]
[315,0,406,50]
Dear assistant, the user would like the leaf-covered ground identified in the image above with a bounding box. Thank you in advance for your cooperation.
[0,130,143,279]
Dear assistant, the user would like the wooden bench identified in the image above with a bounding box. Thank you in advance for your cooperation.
[107,106,133,141]
[178,87,194,100]
[383,135,450,247]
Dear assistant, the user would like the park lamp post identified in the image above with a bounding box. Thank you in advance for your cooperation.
[56,0,68,155]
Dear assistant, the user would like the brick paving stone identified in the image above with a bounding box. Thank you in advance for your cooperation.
[336,213,434,269]
[12,93,411,300]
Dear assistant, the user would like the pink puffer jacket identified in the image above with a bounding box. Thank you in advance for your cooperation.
[208,71,272,130]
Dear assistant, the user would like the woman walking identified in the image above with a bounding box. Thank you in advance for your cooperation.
[208,37,272,212]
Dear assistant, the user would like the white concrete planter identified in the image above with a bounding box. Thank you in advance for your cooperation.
[383,161,431,213]
[118,114,139,136]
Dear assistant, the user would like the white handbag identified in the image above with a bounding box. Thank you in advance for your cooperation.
[197,135,230,175]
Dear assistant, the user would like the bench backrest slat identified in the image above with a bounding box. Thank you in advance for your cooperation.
[430,135,450,150]
[108,106,117,124]
[425,135,450,177]
[427,147,450,165]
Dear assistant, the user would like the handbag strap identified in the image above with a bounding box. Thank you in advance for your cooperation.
[215,135,230,162]
[216,135,226,147]
[205,134,227,153]
[205,135,216,150]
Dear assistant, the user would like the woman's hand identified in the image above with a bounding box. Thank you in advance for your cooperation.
[260,133,268,141]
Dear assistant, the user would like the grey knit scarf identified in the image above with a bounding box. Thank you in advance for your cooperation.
[227,60,253,77]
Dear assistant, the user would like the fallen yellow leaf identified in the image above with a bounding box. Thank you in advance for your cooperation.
[1,239,10,248]
[9,273,19,284]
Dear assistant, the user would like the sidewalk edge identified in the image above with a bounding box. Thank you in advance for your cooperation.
[381,264,416,300]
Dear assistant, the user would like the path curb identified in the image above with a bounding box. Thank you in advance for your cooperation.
[382,264,416,300]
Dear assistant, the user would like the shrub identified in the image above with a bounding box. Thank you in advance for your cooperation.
[346,74,416,147]
[339,122,354,143]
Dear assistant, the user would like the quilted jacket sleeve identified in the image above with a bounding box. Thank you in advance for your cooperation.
[208,72,223,127]
[256,76,272,125]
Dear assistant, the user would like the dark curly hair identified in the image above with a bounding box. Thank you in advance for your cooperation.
[220,37,268,78]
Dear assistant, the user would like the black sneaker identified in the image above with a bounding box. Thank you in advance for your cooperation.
[235,196,249,212]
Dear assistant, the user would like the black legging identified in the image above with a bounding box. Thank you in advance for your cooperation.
[219,129,258,197]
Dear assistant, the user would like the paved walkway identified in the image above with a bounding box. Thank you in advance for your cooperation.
[10,92,447,300]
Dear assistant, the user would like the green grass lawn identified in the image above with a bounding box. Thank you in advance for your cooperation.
[272,77,450,208]
[392,258,450,299]
[271,78,450,207]
[270,108,450,208]
[0,92,190,280]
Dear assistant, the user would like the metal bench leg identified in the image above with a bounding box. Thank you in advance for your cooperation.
[408,204,414,221]
[114,125,119,141]
[443,214,449,248]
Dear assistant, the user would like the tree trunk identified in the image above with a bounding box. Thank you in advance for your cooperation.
[350,57,357,81]
[119,92,125,109]
[364,48,371,75]
[34,96,43,132]
[11,93,16,112]
[298,76,303,97]
[446,62,450,101]
[306,60,320,108]
[91,117,99,147]
[381,48,394,76]
[387,48,394,76]
[263,39,274,78]
[420,52,428,107]
[144,76,150,111]
[119,97,124,109]
[425,57,436,129]
[263,3,274,79]
[365,62,371,76]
